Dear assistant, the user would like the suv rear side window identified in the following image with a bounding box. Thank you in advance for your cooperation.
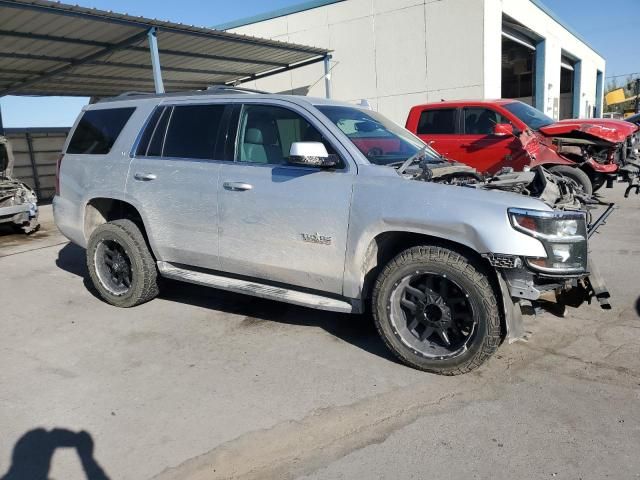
[163,105,226,159]
[416,109,457,135]
[135,107,164,156]
[67,107,135,155]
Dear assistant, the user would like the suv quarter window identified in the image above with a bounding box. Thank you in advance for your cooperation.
[416,108,457,135]
[67,107,135,155]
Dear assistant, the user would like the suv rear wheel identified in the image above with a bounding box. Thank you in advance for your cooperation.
[372,245,501,375]
[87,219,159,307]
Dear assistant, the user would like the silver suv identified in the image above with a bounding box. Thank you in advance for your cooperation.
[54,89,609,375]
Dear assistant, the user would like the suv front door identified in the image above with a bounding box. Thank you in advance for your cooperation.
[217,102,354,294]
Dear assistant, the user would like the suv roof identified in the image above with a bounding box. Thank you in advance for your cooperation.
[95,87,357,111]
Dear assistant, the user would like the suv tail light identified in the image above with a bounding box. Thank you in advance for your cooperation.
[55,153,64,196]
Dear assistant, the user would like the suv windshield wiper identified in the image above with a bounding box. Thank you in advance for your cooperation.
[389,146,429,174]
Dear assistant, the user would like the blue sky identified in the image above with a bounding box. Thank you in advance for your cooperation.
[1,0,638,127]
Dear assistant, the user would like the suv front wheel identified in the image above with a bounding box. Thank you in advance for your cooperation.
[372,245,501,375]
[87,219,159,308]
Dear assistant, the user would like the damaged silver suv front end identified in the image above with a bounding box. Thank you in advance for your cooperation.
[398,153,613,342]
[0,136,39,234]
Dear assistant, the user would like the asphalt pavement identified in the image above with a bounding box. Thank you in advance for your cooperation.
[1,185,638,480]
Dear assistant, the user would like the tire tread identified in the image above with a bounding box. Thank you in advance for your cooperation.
[372,245,501,375]
[87,219,159,307]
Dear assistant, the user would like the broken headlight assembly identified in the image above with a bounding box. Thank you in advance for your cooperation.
[508,208,588,274]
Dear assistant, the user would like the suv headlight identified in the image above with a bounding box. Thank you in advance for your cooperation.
[508,208,587,274]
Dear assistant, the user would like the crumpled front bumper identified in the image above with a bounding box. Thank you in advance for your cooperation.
[486,203,614,344]
[494,260,610,343]
[0,200,38,229]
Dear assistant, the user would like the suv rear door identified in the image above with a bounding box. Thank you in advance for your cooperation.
[217,101,354,294]
[126,102,228,269]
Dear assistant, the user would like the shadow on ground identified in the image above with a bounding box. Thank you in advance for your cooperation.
[1,428,110,480]
[55,243,396,364]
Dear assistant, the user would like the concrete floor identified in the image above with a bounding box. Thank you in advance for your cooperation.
[0,185,639,480]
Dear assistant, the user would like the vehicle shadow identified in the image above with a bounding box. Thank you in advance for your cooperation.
[636,296,640,318]
[55,243,398,364]
[55,243,103,300]
[1,428,110,480]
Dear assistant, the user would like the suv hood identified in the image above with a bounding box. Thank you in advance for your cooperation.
[538,119,638,144]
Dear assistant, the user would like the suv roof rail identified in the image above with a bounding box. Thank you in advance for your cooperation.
[205,85,269,95]
[112,91,155,98]
[99,86,272,103]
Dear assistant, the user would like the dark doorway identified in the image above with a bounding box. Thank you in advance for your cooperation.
[560,54,576,119]
[501,36,536,106]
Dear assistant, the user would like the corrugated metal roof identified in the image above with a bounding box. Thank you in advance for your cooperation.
[0,0,329,98]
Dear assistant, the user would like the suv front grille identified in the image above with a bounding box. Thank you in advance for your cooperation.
[483,254,522,269]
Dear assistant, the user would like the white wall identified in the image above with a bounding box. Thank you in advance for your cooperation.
[230,0,605,122]
[231,0,485,124]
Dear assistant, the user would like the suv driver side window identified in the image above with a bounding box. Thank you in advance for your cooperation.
[236,105,336,165]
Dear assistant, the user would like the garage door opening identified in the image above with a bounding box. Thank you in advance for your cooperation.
[501,33,536,106]
[560,54,577,119]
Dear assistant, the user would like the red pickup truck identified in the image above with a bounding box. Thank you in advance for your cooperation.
[405,99,639,193]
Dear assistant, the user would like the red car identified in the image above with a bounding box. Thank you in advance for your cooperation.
[406,100,639,193]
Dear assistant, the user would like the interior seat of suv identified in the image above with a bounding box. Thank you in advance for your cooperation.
[241,119,282,164]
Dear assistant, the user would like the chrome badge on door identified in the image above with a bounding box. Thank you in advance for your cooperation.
[301,232,332,245]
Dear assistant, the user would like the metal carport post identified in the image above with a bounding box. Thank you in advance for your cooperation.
[147,27,164,94]
[324,54,332,99]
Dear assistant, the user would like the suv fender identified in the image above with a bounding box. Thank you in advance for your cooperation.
[83,195,157,257]
[351,230,522,344]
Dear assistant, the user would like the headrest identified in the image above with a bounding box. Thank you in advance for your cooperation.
[245,128,263,145]
[245,119,278,145]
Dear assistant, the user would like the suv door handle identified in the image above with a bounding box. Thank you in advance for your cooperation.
[134,172,157,181]
[223,182,253,191]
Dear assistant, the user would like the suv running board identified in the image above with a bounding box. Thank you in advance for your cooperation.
[157,262,354,313]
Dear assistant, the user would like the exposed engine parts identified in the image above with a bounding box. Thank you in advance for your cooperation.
[398,153,598,211]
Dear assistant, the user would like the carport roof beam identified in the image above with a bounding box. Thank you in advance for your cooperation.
[0,29,150,97]
[0,29,291,68]
[0,0,330,97]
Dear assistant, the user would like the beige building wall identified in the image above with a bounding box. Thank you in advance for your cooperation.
[230,0,486,124]
[229,0,604,123]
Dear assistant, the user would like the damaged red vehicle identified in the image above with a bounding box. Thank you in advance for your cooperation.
[406,100,640,194]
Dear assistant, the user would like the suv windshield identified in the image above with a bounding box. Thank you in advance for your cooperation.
[503,101,555,131]
[317,105,441,166]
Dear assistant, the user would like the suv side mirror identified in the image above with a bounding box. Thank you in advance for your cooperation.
[493,123,514,137]
[288,142,339,168]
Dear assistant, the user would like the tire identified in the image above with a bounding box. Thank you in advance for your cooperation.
[372,245,501,375]
[548,165,593,195]
[87,219,159,308]
[589,173,606,192]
